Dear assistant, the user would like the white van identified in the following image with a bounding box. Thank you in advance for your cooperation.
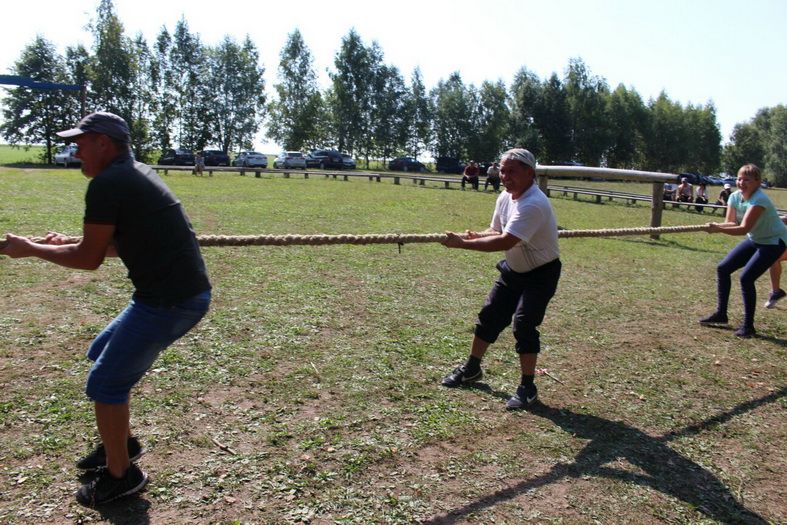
[54,144,81,167]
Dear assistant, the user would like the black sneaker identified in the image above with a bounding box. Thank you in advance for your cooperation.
[765,289,786,309]
[699,312,728,325]
[76,464,148,507]
[441,365,483,387]
[77,436,144,471]
[506,384,538,409]
[734,325,756,338]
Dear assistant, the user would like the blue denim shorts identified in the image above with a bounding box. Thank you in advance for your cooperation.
[85,290,211,404]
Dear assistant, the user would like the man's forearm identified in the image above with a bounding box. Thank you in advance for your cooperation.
[25,242,105,270]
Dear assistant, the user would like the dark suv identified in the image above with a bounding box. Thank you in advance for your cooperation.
[202,150,230,166]
[158,148,195,166]
[389,157,427,172]
[435,156,465,174]
[305,149,344,169]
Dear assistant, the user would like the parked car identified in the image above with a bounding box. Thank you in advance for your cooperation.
[54,144,80,167]
[234,151,268,168]
[341,153,356,170]
[273,151,306,169]
[158,148,195,166]
[305,149,344,169]
[677,172,712,186]
[389,157,427,172]
[435,156,464,174]
[202,149,230,166]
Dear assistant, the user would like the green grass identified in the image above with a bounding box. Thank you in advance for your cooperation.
[0,167,784,524]
[0,144,47,165]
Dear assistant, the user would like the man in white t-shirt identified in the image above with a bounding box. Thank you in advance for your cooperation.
[440,148,561,409]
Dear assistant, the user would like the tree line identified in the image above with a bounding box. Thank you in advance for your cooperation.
[1,0,785,185]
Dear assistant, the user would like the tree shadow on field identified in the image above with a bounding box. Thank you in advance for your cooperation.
[424,387,785,525]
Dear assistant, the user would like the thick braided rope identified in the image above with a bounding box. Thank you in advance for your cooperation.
[6,224,709,249]
[556,223,708,238]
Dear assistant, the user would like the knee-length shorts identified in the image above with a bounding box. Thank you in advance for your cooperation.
[85,290,211,404]
[474,259,561,354]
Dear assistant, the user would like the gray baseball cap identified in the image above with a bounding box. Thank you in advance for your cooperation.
[57,111,131,143]
[501,148,536,169]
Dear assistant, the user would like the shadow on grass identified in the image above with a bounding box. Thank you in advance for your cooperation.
[614,236,724,255]
[425,387,785,525]
[700,323,787,346]
[95,497,151,525]
[0,162,72,169]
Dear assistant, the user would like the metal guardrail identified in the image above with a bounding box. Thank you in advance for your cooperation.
[547,185,730,214]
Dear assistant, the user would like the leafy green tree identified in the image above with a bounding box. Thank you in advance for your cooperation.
[0,36,79,163]
[564,58,611,166]
[369,63,407,163]
[643,93,722,174]
[64,44,91,97]
[127,34,155,160]
[403,68,433,159]
[472,80,510,162]
[722,106,787,185]
[209,36,266,152]
[605,84,648,169]
[330,29,374,154]
[149,27,178,152]
[760,105,787,186]
[723,122,764,175]
[87,0,156,159]
[267,30,324,151]
[431,72,474,159]
[167,18,209,150]
[534,73,572,163]
[509,67,543,156]
[683,102,721,175]
[643,92,688,172]
[87,0,134,118]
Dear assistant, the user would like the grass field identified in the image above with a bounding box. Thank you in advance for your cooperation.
[0,167,784,524]
[0,144,47,165]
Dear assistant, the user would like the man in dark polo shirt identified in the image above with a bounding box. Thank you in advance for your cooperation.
[1,112,211,506]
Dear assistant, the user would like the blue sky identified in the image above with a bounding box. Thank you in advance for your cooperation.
[2,0,786,150]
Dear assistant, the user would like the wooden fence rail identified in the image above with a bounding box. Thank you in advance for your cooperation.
[149,165,784,238]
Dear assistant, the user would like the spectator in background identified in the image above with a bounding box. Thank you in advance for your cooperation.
[716,183,732,206]
[676,177,693,202]
[194,151,205,176]
[663,183,677,201]
[484,162,501,192]
[461,160,480,191]
[695,183,709,212]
